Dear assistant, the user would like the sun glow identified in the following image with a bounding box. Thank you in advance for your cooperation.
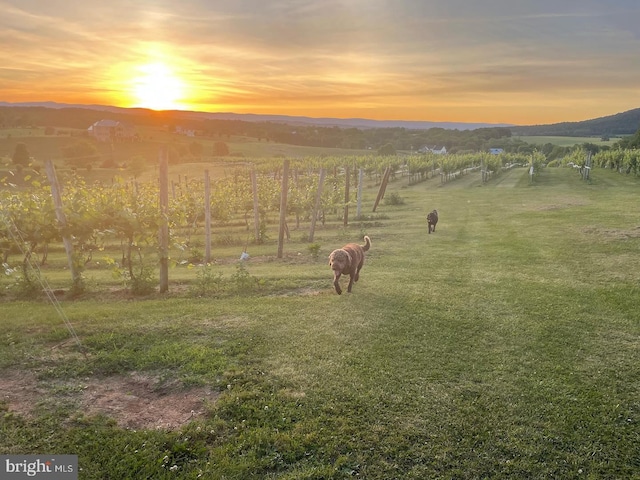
[130,62,187,110]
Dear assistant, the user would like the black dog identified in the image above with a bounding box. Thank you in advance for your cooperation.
[427,210,438,234]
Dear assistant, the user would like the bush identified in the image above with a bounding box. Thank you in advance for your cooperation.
[307,243,321,260]
[230,261,256,293]
[213,141,229,156]
[11,143,30,166]
[62,140,100,169]
[189,265,224,297]
[384,192,405,205]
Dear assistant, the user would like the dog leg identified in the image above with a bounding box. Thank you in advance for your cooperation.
[355,263,364,282]
[347,274,355,293]
[333,272,343,295]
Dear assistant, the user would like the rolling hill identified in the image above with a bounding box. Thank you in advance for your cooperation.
[1,101,639,136]
[0,101,510,130]
[510,107,640,136]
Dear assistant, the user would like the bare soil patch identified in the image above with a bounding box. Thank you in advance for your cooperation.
[0,370,43,418]
[0,370,217,430]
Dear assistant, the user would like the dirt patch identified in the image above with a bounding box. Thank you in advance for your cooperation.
[0,370,217,430]
[82,373,217,430]
[0,370,43,418]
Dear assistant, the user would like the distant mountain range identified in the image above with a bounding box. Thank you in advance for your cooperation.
[0,101,511,131]
[1,101,639,135]
[511,108,640,136]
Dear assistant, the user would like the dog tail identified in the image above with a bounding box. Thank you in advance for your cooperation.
[362,235,371,252]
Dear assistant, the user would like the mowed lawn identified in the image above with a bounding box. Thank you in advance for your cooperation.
[1,167,639,479]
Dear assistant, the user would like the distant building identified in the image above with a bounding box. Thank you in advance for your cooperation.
[175,126,196,137]
[419,145,447,155]
[489,148,504,155]
[88,120,136,142]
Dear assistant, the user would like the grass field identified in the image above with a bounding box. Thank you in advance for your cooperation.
[0,126,369,165]
[1,166,639,479]
[513,135,622,147]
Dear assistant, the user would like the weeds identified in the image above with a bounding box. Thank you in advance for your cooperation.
[383,191,405,205]
[229,261,256,293]
[306,243,321,260]
[188,264,224,297]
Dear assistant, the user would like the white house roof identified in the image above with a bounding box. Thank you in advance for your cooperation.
[90,119,122,127]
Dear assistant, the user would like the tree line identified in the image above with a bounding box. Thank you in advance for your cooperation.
[3,106,639,164]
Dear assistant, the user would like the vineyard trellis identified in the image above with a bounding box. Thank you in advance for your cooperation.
[553,147,640,178]
[1,150,549,293]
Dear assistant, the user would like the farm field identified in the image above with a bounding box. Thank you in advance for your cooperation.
[1,166,639,478]
[513,135,621,147]
[0,126,369,165]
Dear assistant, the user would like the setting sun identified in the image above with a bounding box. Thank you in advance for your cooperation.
[130,62,187,111]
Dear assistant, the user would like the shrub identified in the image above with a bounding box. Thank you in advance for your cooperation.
[11,143,30,166]
[384,192,405,205]
[307,243,321,260]
[189,265,224,297]
[230,261,255,293]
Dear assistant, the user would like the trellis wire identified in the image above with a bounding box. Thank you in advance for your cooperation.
[2,215,83,349]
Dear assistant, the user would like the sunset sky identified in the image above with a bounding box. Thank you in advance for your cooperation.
[1,0,639,125]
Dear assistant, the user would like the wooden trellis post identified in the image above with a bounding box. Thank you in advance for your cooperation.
[356,167,363,219]
[309,168,326,242]
[343,166,350,226]
[251,167,260,242]
[44,159,80,288]
[373,165,391,212]
[204,170,212,263]
[158,147,169,293]
[277,159,290,258]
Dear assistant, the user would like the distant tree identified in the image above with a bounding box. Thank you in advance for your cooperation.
[618,127,640,149]
[189,141,204,159]
[541,143,555,157]
[167,145,183,164]
[12,142,30,166]
[128,155,147,178]
[213,141,229,156]
[548,145,569,161]
[581,142,601,155]
[61,140,100,169]
[377,143,396,156]
[516,144,535,154]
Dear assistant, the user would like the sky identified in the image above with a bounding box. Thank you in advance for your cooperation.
[1,0,639,125]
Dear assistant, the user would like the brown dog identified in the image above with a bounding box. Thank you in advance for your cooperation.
[328,236,371,295]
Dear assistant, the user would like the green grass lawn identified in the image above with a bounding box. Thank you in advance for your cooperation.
[1,167,639,479]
